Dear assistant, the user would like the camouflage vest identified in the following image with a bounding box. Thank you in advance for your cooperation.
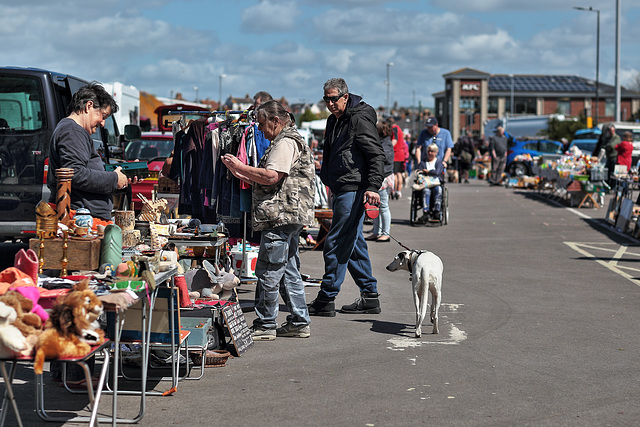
[252,125,316,231]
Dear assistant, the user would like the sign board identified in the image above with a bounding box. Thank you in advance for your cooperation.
[221,303,253,356]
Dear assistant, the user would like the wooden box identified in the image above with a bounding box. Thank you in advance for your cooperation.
[29,237,102,271]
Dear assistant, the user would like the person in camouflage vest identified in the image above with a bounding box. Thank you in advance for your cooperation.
[222,100,315,340]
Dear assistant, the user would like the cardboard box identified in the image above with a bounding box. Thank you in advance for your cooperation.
[29,237,102,270]
[121,287,181,344]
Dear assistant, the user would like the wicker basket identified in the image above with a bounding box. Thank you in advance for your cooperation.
[204,350,231,367]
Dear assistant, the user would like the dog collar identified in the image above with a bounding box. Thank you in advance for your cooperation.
[408,250,423,274]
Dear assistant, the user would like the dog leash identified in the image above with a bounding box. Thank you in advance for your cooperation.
[379,231,419,253]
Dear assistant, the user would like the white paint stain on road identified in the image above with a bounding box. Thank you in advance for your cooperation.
[386,303,467,351]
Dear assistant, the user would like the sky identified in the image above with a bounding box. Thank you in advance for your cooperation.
[1,0,639,111]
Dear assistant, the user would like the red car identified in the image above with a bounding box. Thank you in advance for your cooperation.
[125,132,174,210]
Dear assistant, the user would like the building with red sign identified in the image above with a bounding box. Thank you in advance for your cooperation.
[433,68,640,140]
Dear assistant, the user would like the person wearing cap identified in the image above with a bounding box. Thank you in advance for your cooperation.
[415,117,454,172]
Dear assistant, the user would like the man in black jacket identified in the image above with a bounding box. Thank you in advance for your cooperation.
[308,78,385,317]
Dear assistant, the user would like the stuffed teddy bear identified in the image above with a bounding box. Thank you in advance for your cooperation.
[0,289,43,338]
[34,279,105,375]
[0,301,28,358]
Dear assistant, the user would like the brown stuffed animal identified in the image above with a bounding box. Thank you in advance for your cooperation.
[0,290,42,337]
[33,279,105,375]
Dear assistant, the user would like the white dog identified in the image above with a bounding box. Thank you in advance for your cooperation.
[386,250,443,337]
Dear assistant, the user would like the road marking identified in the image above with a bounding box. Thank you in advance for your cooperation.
[565,241,640,287]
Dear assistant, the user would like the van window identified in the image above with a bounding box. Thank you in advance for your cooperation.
[614,128,640,143]
[0,75,46,131]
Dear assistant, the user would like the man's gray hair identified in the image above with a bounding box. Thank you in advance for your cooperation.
[253,91,273,103]
[323,78,348,96]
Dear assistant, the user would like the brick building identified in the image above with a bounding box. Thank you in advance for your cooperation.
[434,68,640,140]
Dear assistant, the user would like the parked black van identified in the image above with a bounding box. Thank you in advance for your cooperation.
[0,67,128,241]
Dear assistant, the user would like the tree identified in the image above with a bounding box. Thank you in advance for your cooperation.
[298,108,318,125]
[628,70,640,92]
[547,113,588,142]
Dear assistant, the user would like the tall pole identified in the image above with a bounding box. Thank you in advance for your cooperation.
[386,62,393,114]
[218,74,226,110]
[573,6,601,127]
[595,8,600,126]
[509,74,514,115]
[615,0,621,121]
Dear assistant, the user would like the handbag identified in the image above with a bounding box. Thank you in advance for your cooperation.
[459,150,473,163]
[425,176,440,188]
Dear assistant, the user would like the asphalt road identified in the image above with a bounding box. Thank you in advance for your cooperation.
[5,180,640,426]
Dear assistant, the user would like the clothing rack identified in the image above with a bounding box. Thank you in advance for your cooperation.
[167,109,256,279]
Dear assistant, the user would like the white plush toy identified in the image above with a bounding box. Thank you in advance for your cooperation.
[0,301,28,358]
[187,260,240,300]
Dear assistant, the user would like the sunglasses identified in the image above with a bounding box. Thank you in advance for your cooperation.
[323,94,344,103]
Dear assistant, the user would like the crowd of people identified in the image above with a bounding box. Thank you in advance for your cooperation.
[49,78,528,345]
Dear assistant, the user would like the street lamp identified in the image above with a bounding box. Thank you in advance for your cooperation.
[386,62,394,114]
[193,86,199,103]
[574,6,600,126]
[218,74,226,110]
[509,74,514,115]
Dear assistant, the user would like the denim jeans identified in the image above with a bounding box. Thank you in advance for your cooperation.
[253,224,310,329]
[422,185,442,212]
[318,190,378,299]
[372,187,391,237]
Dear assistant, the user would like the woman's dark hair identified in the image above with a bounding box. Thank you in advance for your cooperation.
[256,100,292,126]
[377,121,392,138]
[67,81,119,115]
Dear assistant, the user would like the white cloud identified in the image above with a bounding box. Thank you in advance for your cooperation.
[241,0,302,33]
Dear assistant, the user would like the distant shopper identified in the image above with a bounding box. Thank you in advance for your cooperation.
[388,117,408,199]
[488,126,508,185]
[593,123,621,182]
[455,130,476,184]
[253,91,273,108]
[616,131,634,171]
[365,121,394,242]
[416,117,453,169]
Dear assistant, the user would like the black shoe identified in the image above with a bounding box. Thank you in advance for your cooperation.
[340,292,381,314]
[308,298,336,317]
[418,212,429,223]
[429,211,441,222]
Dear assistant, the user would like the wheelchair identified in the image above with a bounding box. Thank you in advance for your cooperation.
[409,171,449,227]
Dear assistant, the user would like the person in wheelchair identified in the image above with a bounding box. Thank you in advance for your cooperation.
[416,142,444,223]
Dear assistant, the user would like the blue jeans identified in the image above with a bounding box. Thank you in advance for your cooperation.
[254,224,310,329]
[318,190,378,299]
[372,187,391,236]
[422,185,442,212]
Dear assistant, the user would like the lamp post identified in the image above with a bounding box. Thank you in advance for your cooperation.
[218,74,227,110]
[614,0,621,122]
[574,6,600,126]
[386,62,394,114]
[193,86,199,103]
[509,74,514,115]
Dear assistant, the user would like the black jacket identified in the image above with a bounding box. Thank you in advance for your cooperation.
[320,94,384,193]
